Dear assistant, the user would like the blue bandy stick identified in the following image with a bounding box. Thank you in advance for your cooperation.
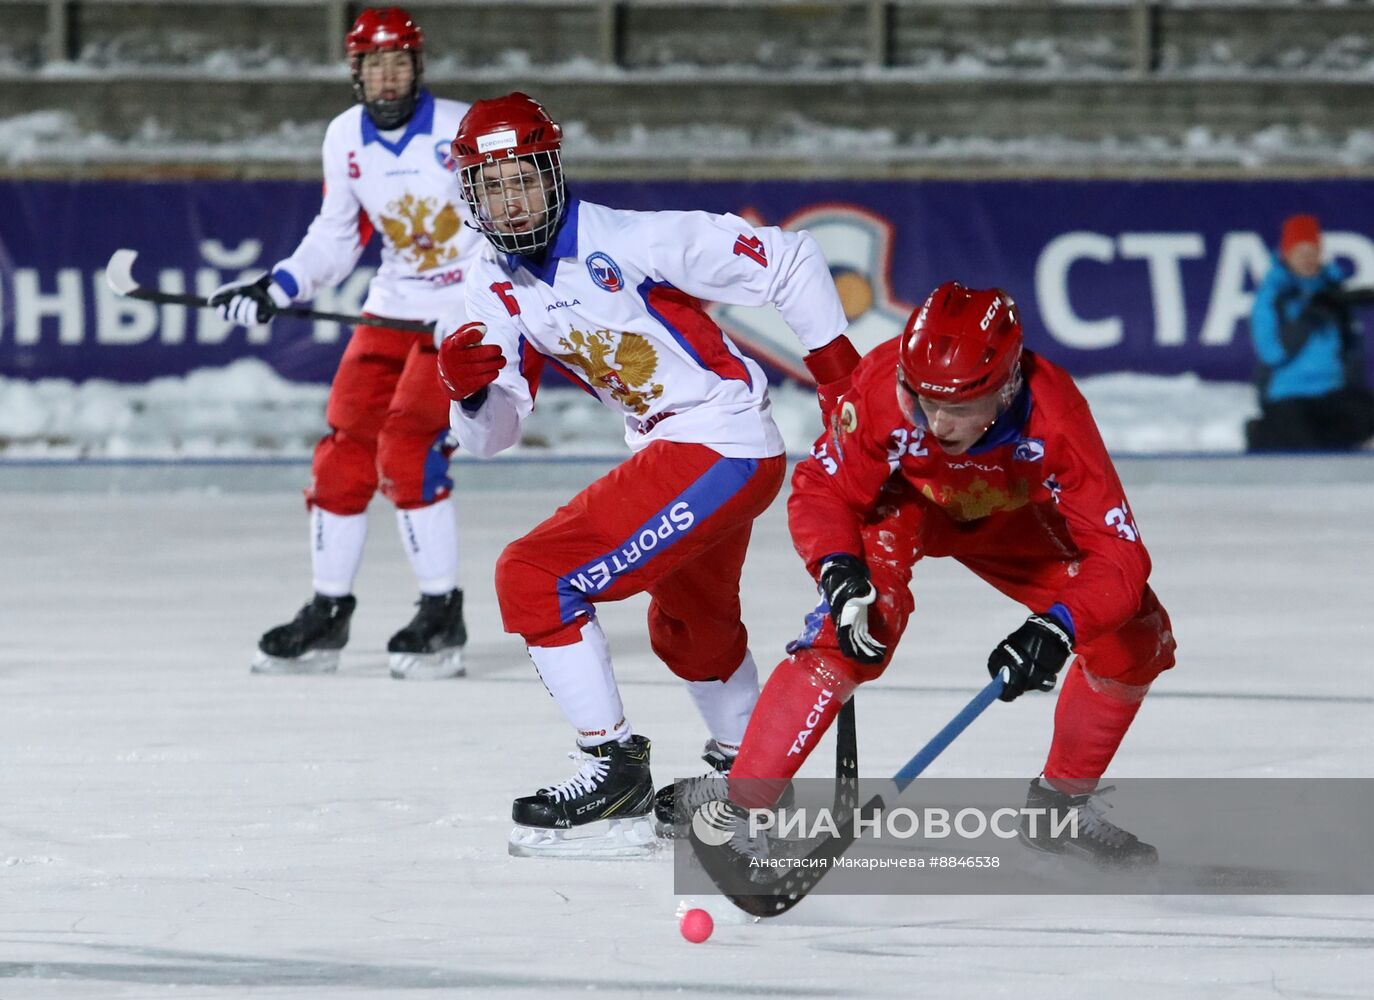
[891,668,1008,792]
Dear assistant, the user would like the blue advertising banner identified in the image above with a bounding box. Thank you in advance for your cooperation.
[3,178,1372,385]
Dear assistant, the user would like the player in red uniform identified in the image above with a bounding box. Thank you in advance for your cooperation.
[722,281,1176,866]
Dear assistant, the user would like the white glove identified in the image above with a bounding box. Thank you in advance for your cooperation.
[208,273,293,326]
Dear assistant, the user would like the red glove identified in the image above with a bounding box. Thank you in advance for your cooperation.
[804,335,861,420]
[437,322,506,402]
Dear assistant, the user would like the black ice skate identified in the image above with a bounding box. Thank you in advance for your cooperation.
[387,588,467,680]
[251,594,356,675]
[508,735,656,858]
[1018,777,1159,868]
[652,739,735,838]
[688,798,780,884]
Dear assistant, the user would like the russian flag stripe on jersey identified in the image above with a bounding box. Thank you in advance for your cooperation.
[638,278,753,388]
[516,336,548,400]
[554,455,759,622]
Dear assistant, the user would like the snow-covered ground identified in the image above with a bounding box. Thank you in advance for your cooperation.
[0,360,1261,458]
[1,455,1371,998]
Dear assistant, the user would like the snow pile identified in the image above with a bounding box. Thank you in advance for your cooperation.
[0,360,329,458]
[6,105,1374,169]
[0,359,1258,459]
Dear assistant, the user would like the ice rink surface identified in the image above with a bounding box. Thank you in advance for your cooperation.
[2,455,1372,999]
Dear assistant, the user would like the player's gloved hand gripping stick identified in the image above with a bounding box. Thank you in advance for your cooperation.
[987,613,1074,702]
[104,249,434,334]
[818,555,887,665]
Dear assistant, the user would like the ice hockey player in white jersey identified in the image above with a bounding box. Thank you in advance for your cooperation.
[432,93,864,857]
[209,7,485,681]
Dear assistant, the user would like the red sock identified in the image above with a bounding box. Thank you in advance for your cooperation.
[728,651,857,809]
[1042,663,1148,795]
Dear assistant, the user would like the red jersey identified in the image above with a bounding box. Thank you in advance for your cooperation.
[788,339,1152,645]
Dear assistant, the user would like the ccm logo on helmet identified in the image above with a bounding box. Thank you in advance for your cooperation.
[919,382,957,394]
[980,300,1002,330]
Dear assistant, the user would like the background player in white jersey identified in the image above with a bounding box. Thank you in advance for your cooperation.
[433,93,863,857]
[210,7,484,680]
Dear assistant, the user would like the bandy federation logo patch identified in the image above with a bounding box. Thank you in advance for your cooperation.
[586,252,624,292]
[1014,437,1045,462]
[433,140,457,172]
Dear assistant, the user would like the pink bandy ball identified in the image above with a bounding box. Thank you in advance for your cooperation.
[679,907,714,943]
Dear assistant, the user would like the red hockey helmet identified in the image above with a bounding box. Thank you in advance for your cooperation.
[347,7,424,129]
[452,93,567,256]
[346,6,424,56]
[897,281,1023,412]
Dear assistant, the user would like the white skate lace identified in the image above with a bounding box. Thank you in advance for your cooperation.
[675,772,731,813]
[539,752,610,803]
[1073,786,1133,848]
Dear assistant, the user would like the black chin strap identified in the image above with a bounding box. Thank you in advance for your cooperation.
[351,53,422,130]
[364,91,417,130]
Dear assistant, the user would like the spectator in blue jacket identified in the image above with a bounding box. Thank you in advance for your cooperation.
[1246,213,1374,451]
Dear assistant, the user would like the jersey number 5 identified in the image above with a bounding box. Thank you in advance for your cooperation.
[491,281,521,317]
[733,234,768,267]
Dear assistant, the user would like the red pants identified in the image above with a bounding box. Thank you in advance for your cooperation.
[307,322,454,515]
[791,480,1176,689]
[495,442,786,682]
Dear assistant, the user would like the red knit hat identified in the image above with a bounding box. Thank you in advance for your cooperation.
[1280,214,1321,255]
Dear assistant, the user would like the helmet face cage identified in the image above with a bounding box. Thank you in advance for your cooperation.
[896,357,1023,431]
[459,149,566,256]
[347,9,424,129]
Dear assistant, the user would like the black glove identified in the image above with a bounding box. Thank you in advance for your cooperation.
[987,613,1074,702]
[818,555,887,665]
[208,273,289,326]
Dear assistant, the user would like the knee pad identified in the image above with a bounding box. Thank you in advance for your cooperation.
[378,427,455,509]
[494,539,579,644]
[308,430,378,515]
[1078,591,1177,689]
[648,603,747,682]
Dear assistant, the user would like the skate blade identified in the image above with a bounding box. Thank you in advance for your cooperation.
[1011,836,1159,887]
[388,647,465,680]
[508,816,658,859]
[250,648,340,675]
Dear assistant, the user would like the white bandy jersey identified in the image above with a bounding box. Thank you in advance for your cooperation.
[446,198,849,459]
[270,90,486,323]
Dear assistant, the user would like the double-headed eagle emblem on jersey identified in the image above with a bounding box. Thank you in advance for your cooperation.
[379,193,461,271]
[921,477,1030,522]
[555,328,664,415]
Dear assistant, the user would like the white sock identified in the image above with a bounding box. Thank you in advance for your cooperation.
[309,508,368,597]
[395,498,459,595]
[528,618,631,747]
[685,649,760,751]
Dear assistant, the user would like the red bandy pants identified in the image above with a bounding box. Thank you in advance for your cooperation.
[307,322,454,515]
[495,441,786,683]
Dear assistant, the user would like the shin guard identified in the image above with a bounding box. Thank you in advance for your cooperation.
[1042,663,1148,795]
[728,650,859,809]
